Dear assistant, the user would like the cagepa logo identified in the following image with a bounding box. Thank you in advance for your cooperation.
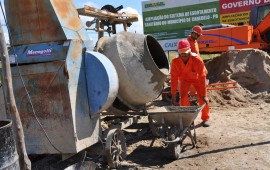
[26,48,53,57]
[145,2,165,9]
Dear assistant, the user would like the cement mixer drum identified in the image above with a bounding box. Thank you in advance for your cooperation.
[97,32,169,112]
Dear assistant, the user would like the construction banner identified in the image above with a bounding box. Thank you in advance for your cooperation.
[220,0,270,25]
[142,0,270,51]
[142,0,219,40]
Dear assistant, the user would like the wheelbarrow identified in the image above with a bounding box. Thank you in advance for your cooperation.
[147,104,206,159]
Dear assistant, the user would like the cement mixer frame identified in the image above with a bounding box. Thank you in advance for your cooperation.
[100,113,146,168]
[2,0,169,169]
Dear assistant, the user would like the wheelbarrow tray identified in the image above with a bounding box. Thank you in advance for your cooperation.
[148,105,205,128]
[148,104,205,159]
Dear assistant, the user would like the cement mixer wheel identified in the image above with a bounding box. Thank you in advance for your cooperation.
[105,128,127,168]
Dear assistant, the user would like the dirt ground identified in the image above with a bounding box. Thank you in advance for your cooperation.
[118,49,270,170]
[31,49,270,169]
[121,99,270,170]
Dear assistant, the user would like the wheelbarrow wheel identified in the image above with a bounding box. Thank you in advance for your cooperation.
[167,128,181,159]
[105,128,127,169]
[148,115,162,137]
[168,143,181,160]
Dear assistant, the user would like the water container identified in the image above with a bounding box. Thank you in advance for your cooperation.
[0,120,20,170]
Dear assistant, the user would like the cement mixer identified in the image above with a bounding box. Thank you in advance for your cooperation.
[1,0,169,168]
[97,32,169,114]
[4,0,118,156]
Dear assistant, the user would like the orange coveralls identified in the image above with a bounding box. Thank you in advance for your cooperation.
[188,35,208,96]
[188,35,200,57]
[171,55,210,121]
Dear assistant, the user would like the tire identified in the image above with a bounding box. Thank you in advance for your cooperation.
[167,127,181,159]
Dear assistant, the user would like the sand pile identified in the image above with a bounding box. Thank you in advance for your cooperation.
[205,49,270,107]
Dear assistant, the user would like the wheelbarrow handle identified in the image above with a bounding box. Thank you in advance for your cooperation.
[199,103,207,110]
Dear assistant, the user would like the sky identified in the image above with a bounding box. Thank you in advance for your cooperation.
[0,0,146,45]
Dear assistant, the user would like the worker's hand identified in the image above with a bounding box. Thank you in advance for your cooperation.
[203,96,209,104]
[171,94,177,106]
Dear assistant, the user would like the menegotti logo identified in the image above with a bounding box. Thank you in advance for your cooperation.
[26,48,53,57]
[145,2,165,9]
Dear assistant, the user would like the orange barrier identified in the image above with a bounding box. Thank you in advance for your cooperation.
[162,81,239,95]
[206,81,238,91]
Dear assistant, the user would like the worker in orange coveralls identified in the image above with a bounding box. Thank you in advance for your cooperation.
[188,25,203,58]
[187,25,208,99]
[170,39,210,127]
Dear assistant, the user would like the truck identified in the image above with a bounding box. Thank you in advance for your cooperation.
[198,4,270,53]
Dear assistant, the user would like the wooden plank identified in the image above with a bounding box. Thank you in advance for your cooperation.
[77,5,138,23]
